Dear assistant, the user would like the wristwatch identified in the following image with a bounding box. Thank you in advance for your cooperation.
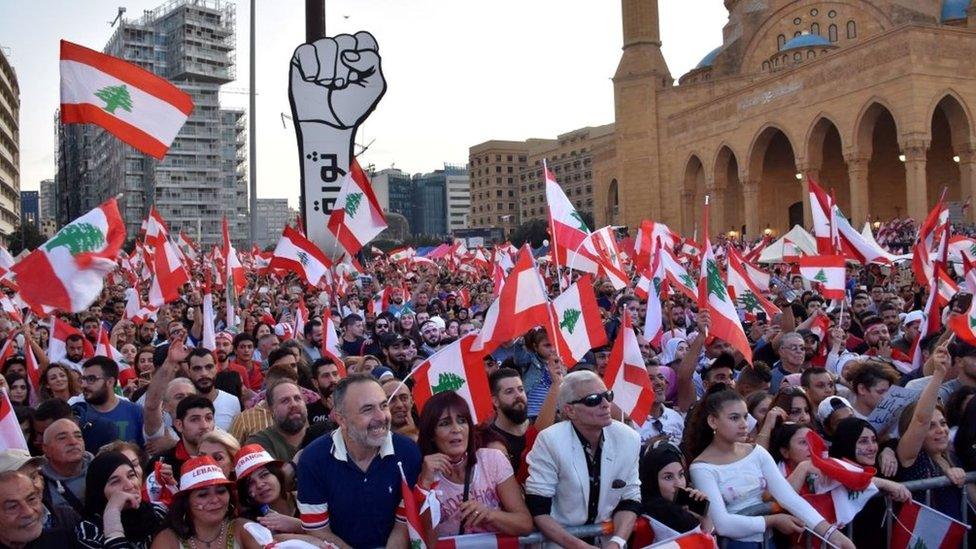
[609,535,628,548]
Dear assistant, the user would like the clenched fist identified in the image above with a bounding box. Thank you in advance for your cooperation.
[289,31,386,129]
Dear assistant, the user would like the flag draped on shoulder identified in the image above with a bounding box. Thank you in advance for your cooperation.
[698,198,752,364]
[13,198,126,314]
[549,275,607,368]
[328,159,387,258]
[269,225,333,286]
[412,333,493,423]
[59,40,192,159]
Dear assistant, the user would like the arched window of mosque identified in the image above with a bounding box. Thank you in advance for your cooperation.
[847,20,857,38]
[794,31,802,38]
[829,24,838,42]
[762,60,770,71]
[778,34,786,49]
[794,51,802,62]
[793,17,802,25]
[811,22,820,35]
[810,8,819,16]
[828,10,837,18]
[807,50,815,59]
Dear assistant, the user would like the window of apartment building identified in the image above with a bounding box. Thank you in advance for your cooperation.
[507,166,513,173]
[496,177,502,184]
[497,202,503,210]
[508,202,515,210]
[521,186,527,193]
[507,155,513,161]
[519,156,526,162]
[495,166,501,173]
[496,190,502,197]
[508,178,513,184]
[495,155,501,161]
[508,190,514,197]
[586,184,592,193]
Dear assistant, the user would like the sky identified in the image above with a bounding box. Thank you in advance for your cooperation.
[1,1,729,207]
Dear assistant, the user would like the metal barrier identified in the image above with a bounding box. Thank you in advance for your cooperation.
[503,472,976,547]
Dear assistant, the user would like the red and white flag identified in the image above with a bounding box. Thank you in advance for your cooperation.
[143,205,170,248]
[47,316,94,365]
[269,226,333,286]
[545,163,599,274]
[472,246,550,354]
[412,333,493,423]
[803,430,878,526]
[808,177,840,255]
[891,499,969,549]
[199,272,217,351]
[14,198,126,314]
[643,244,668,348]
[549,275,607,368]
[327,159,387,258]
[321,315,347,377]
[60,40,192,159]
[396,463,428,549]
[797,255,846,300]
[661,248,698,302]
[698,198,752,364]
[94,326,124,366]
[0,390,28,451]
[148,239,189,307]
[604,311,653,423]
[726,247,779,321]
[222,218,245,329]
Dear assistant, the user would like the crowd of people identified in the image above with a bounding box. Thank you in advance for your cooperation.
[0,231,974,549]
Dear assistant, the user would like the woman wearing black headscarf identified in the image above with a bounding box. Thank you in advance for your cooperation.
[77,451,166,549]
[828,417,911,549]
[638,443,713,536]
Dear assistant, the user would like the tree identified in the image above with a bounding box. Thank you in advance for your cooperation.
[94,85,133,114]
[510,219,549,248]
[6,223,48,256]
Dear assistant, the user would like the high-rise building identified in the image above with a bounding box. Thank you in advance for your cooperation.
[20,191,38,229]
[39,179,56,223]
[468,140,554,234]
[0,48,20,239]
[254,198,290,249]
[444,164,470,234]
[56,0,246,243]
[411,170,447,236]
[519,124,614,224]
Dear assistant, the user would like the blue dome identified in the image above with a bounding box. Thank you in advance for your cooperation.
[942,0,968,21]
[695,46,722,69]
[780,33,833,51]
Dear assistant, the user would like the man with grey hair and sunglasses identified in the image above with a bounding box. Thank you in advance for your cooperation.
[525,370,641,549]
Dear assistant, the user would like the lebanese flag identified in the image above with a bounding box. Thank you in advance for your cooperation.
[0,339,15,371]
[546,163,599,273]
[47,317,94,366]
[0,293,23,325]
[727,247,779,321]
[94,326,122,362]
[604,311,654,423]
[640,531,716,549]
[643,245,667,348]
[396,464,428,549]
[327,158,387,258]
[635,220,680,267]
[221,218,246,295]
[269,226,333,286]
[23,342,42,392]
[292,296,309,339]
[661,248,698,302]
[321,315,347,377]
[177,231,198,263]
[590,226,629,290]
[549,275,607,367]
[491,263,505,298]
[143,205,170,248]
[803,430,878,526]
[835,207,896,265]
[797,255,846,300]
[808,177,840,254]
[472,246,550,354]
[698,198,752,364]
[123,287,156,325]
[412,333,493,423]
[59,40,192,159]
[0,390,27,451]
[148,239,189,307]
[892,499,969,549]
[13,198,126,314]
[436,534,519,548]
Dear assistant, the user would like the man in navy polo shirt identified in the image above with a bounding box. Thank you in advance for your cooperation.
[297,374,421,548]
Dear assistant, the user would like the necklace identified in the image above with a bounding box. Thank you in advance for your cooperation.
[448,452,467,466]
[189,519,228,549]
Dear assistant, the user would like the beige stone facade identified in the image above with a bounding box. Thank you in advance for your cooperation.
[468,139,554,233]
[598,0,976,239]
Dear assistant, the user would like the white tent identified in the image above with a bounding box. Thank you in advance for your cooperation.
[758,225,817,263]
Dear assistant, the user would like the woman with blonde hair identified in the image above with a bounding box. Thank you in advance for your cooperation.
[198,430,242,480]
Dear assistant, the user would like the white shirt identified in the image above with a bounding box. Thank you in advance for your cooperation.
[637,405,685,446]
[212,390,242,431]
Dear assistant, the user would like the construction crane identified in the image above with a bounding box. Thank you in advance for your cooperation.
[109,7,126,27]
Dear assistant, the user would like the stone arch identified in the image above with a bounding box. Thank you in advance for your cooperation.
[713,144,744,234]
[927,93,973,211]
[682,154,707,234]
[805,115,850,212]
[747,125,801,232]
[607,178,620,225]
[854,100,906,221]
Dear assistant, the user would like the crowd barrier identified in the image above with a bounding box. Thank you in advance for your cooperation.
[443,472,976,548]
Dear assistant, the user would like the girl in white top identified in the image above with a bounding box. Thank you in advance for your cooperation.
[685,385,855,549]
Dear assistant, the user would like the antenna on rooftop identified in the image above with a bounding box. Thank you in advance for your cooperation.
[109,7,126,27]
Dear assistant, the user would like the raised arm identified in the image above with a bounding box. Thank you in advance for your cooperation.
[898,344,949,467]
[143,344,184,440]
[676,315,707,413]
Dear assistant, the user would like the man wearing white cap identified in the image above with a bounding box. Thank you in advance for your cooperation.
[891,310,923,355]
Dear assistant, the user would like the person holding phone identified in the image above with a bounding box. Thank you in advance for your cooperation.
[639,442,713,536]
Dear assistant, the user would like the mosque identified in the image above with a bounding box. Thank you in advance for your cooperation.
[592,0,976,237]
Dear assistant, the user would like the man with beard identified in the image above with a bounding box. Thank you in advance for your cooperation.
[302,319,323,362]
[213,331,234,369]
[247,379,307,461]
[185,347,241,431]
[380,378,417,441]
[668,301,690,331]
[62,333,87,372]
[297,375,421,548]
[81,316,100,346]
[418,319,444,358]
[487,368,531,472]
[386,287,407,317]
[380,333,414,378]
[150,394,215,480]
[136,319,157,347]
[306,358,341,425]
[76,356,144,449]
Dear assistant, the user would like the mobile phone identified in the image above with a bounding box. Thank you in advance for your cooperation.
[674,487,709,515]
[756,312,768,323]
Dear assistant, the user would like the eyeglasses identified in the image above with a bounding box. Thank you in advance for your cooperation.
[569,390,614,407]
[80,375,105,384]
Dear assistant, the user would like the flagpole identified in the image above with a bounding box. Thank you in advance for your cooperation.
[566,225,614,296]
[544,160,565,293]
[701,195,710,341]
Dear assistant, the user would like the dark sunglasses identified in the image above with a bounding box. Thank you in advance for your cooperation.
[570,390,614,407]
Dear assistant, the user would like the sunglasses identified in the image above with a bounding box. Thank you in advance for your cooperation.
[569,390,614,407]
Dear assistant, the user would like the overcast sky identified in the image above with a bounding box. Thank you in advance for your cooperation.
[1,1,728,206]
